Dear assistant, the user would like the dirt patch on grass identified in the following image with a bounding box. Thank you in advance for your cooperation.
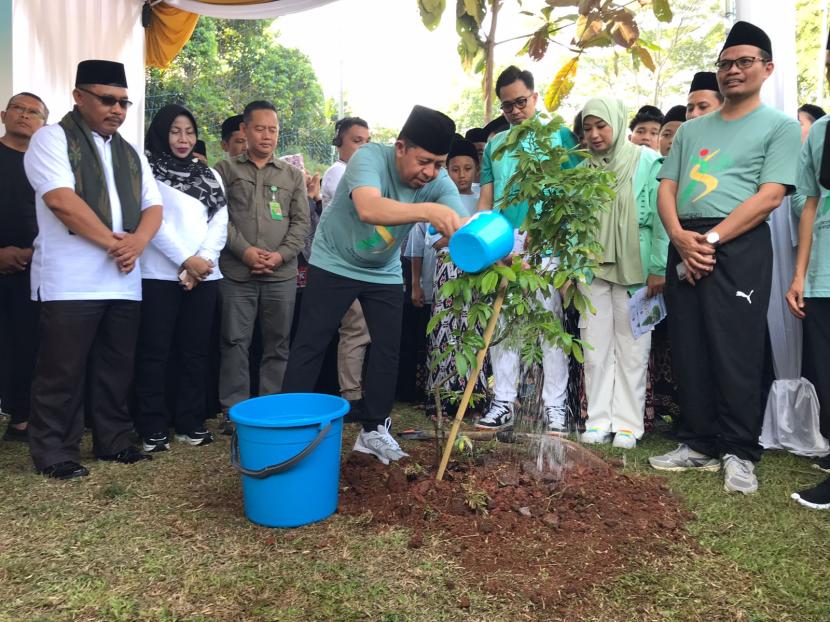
[338,442,691,609]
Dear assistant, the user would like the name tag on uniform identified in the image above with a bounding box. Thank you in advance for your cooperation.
[269,185,283,221]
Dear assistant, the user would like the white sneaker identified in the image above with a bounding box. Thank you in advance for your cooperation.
[544,405,567,436]
[353,418,409,465]
[580,427,611,445]
[612,430,637,449]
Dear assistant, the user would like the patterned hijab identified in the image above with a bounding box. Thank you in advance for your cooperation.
[145,104,225,220]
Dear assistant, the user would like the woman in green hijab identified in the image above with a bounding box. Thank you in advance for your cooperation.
[579,97,669,449]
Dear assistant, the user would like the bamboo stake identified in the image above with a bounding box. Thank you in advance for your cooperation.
[436,276,509,481]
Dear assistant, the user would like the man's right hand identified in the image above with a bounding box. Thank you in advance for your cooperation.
[242,246,268,270]
[426,204,464,238]
[183,256,214,281]
[0,246,32,274]
[786,275,807,319]
[670,229,716,279]
[411,282,424,308]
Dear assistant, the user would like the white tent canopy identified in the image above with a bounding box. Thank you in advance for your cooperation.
[163,0,336,19]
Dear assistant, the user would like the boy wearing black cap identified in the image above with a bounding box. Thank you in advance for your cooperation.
[659,105,687,157]
[283,105,465,465]
[650,22,801,494]
[629,105,664,151]
[23,60,163,478]
[687,71,723,120]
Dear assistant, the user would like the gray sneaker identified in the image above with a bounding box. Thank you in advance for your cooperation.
[353,418,409,465]
[649,444,721,472]
[722,454,758,494]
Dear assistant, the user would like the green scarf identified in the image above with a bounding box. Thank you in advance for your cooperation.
[58,107,142,232]
[583,97,644,287]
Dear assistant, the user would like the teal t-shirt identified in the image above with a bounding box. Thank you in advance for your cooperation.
[479,120,580,228]
[658,105,801,219]
[796,115,830,298]
[310,142,464,284]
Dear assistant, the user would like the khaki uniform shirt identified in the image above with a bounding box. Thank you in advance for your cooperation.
[215,153,309,282]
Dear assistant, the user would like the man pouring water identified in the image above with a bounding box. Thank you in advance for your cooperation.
[282,105,466,465]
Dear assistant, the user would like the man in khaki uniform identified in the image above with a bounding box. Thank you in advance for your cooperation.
[215,100,309,414]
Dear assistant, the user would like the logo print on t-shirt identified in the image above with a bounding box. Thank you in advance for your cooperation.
[356,225,396,253]
[679,148,733,208]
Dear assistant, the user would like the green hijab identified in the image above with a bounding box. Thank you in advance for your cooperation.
[583,97,644,286]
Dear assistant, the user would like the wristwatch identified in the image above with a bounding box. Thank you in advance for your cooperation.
[705,231,721,248]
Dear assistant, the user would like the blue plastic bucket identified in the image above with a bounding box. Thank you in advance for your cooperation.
[229,393,349,528]
[448,210,514,273]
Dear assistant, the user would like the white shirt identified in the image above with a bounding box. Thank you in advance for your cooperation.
[24,124,162,301]
[141,172,228,282]
[321,159,347,210]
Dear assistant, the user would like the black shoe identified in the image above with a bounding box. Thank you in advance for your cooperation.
[175,429,214,446]
[344,399,364,424]
[39,461,90,480]
[812,455,830,474]
[3,425,28,443]
[142,433,170,453]
[97,446,153,464]
[791,477,830,510]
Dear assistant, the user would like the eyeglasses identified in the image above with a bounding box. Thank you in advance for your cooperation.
[499,95,531,113]
[6,103,44,119]
[714,56,768,72]
[77,86,133,109]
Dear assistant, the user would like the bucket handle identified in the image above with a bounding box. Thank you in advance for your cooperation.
[230,422,332,479]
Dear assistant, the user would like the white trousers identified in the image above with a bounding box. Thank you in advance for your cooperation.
[490,285,569,408]
[580,278,651,438]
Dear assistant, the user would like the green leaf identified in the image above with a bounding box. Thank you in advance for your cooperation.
[652,0,673,23]
[455,352,468,378]
[572,342,584,363]
[493,266,517,282]
[418,0,446,31]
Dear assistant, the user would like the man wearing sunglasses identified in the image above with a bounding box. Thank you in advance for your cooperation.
[650,22,801,494]
[475,65,580,435]
[0,92,48,444]
[23,60,163,479]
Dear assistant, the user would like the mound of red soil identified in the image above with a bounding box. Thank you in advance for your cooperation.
[338,444,691,608]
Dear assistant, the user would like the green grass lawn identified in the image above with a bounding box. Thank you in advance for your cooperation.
[0,405,828,622]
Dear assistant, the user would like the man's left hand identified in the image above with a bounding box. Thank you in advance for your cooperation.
[250,250,284,275]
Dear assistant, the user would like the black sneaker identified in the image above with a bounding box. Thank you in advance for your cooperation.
[3,425,28,442]
[475,400,514,430]
[791,477,830,510]
[142,433,170,453]
[175,429,214,446]
[812,455,830,474]
[97,446,153,464]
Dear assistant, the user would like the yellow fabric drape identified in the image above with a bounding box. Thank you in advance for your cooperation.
[145,3,199,69]
[145,1,287,69]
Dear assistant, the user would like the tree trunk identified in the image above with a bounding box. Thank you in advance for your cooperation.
[482,0,501,124]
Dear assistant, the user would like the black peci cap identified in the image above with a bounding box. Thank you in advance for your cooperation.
[689,71,720,94]
[399,105,456,155]
[464,127,488,143]
[75,60,128,88]
[447,137,479,165]
[662,105,687,125]
[721,20,772,58]
[482,115,509,138]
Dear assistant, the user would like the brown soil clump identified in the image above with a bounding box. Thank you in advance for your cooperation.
[338,443,690,606]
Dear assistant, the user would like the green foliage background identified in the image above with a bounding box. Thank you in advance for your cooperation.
[145,18,330,168]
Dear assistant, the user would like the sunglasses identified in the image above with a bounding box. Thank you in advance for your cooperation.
[77,86,133,110]
[499,95,531,114]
